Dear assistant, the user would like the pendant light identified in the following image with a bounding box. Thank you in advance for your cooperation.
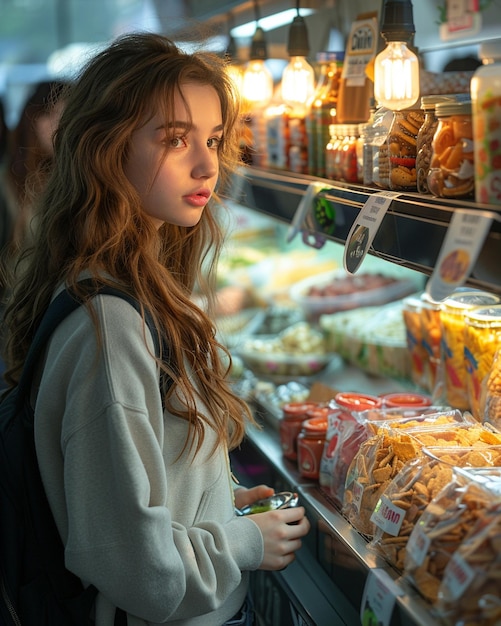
[374,0,420,110]
[242,0,273,107]
[281,1,315,116]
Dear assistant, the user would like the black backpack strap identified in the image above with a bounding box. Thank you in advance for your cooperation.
[17,279,166,413]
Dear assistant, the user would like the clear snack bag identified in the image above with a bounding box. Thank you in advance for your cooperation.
[404,468,501,605]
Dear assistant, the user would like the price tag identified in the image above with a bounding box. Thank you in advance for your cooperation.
[426,208,494,301]
[360,568,402,626]
[287,182,342,249]
[343,191,398,274]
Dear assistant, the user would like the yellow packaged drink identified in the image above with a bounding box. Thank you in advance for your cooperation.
[440,291,500,410]
[402,295,428,389]
[420,292,442,393]
[464,305,501,420]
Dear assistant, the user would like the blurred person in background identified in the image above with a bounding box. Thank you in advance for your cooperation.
[4,80,68,250]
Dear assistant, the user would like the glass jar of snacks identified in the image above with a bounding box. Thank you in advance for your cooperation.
[297,412,329,480]
[416,95,457,193]
[427,100,474,199]
[464,305,501,421]
[279,401,318,461]
[440,291,500,410]
[388,107,425,191]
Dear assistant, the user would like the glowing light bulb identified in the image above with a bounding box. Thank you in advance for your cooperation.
[374,40,420,110]
[242,59,273,105]
[281,55,315,115]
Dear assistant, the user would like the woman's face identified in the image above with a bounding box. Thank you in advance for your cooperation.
[124,82,223,229]
[35,99,65,156]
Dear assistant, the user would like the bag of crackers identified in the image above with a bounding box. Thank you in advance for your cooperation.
[327,405,454,507]
[343,420,501,537]
[436,471,501,625]
[369,445,501,573]
[403,467,501,606]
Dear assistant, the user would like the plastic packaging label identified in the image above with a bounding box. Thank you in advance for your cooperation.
[441,551,475,600]
[406,525,431,566]
[370,495,406,536]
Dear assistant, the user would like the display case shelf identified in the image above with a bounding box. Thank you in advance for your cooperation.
[230,166,501,294]
[231,416,439,626]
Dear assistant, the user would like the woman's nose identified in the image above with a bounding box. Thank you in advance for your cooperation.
[192,149,218,179]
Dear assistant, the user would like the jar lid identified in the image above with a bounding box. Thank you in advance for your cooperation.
[420,94,466,110]
[441,290,500,312]
[334,391,383,411]
[302,416,328,432]
[382,392,432,408]
[465,304,501,325]
[282,401,317,417]
[435,100,472,117]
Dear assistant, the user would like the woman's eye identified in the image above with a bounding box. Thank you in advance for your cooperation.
[169,136,185,148]
[208,137,222,149]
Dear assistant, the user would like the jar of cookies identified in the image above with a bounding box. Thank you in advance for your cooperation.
[427,100,475,199]
[464,305,501,421]
[440,291,500,410]
[388,107,425,191]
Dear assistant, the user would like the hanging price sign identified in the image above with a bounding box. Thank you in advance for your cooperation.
[343,191,398,274]
[426,208,494,301]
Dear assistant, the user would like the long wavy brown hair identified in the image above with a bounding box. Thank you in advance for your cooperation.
[2,32,255,455]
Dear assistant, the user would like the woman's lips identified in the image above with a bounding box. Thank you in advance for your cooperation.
[183,190,210,207]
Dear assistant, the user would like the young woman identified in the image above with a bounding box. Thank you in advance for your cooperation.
[2,33,309,626]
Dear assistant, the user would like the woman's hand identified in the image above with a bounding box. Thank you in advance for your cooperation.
[234,484,274,510]
[249,507,311,571]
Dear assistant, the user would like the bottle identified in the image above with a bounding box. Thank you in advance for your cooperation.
[305,52,333,176]
[336,14,378,125]
[288,112,308,174]
[311,52,345,178]
[471,39,501,206]
[325,124,343,180]
[339,124,360,183]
